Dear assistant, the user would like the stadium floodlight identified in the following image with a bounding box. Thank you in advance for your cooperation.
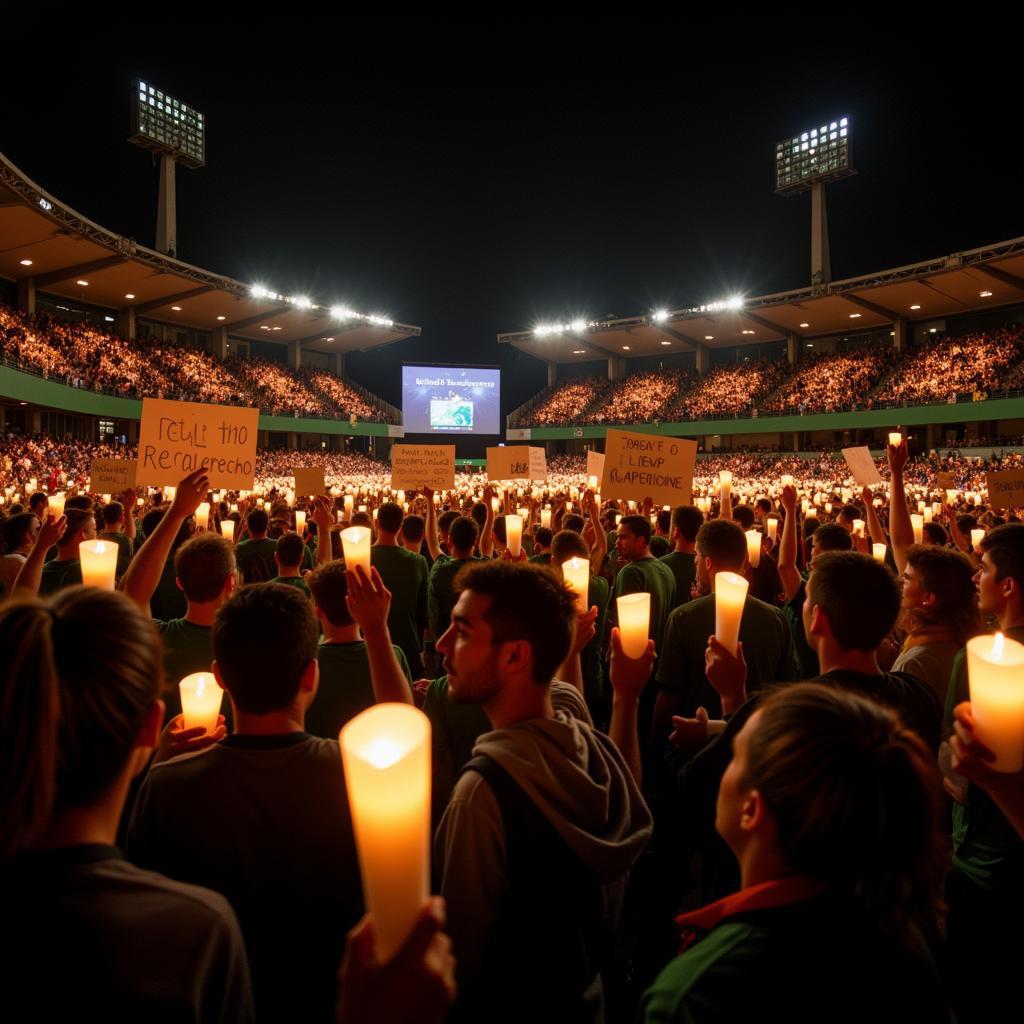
[291,296,313,310]
[128,80,206,258]
[726,295,744,311]
[652,309,669,322]
[331,305,356,320]
[569,319,587,333]
[251,285,270,299]
[775,116,856,286]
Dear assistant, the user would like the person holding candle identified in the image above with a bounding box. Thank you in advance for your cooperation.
[527,525,553,565]
[269,532,312,597]
[641,685,948,1024]
[613,514,676,658]
[660,505,704,611]
[431,561,652,1021]
[98,499,137,581]
[940,523,1024,1023]
[0,587,255,1022]
[428,517,485,645]
[12,507,93,597]
[0,512,39,601]
[126,582,364,1022]
[233,507,278,583]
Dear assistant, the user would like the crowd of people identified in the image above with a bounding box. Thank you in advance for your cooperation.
[517,376,612,426]
[761,345,890,414]
[584,369,699,425]
[0,304,398,422]
[2,422,1024,1022]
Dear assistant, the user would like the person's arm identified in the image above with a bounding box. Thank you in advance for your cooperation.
[704,636,747,715]
[944,503,971,556]
[312,495,334,566]
[424,487,441,561]
[12,513,67,595]
[608,627,654,786]
[861,485,885,547]
[887,438,915,574]
[121,489,138,544]
[121,469,209,615]
[556,606,598,695]
[345,565,414,705]
[777,484,802,602]
[479,484,495,558]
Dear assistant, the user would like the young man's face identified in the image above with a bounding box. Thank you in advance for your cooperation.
[436,589,503,705]
[975,549,1008,617]
[615,526,645,563]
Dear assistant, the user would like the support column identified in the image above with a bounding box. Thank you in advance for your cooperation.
[30,410,42,434]
[127,419,138,444]
[925,422,936,450]
[287,431,298,449]
[156,153,177,257]
[288,340,301,370]
[547,361,558,388]
[118,307,137,341]
[893,318,907,354]
[607,357,626,381]
[210,325,228,361]
[787,333,799,365]
[696,346,709,375]
[17,277,35,315]
[810,182,831,285]
[792,432,801,452]
[330,351,345,377]
[258,430,270,447]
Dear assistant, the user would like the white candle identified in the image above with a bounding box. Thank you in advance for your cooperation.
[852,519,865,537]
[295,510,306,533]
[873,543,887,563]
[715,571,748,657]
[824,502,833,514]
[344,495,355,512]
[136,497,144,507]
[588,475,598,489]
[221,520,235,542]
[745,530,761,568]
[396,490,406,504]
[540,508,552,529]
[506,514,523,558]
[888,432,903,447]
[165,486,176,501]
[923,508,933,524]
[340,704,431,961]
[911,514,923,545]
[179,672,224,736]
[766,519,778,542]
[195,502,210,530]
[47,492,66,518]
[342,526,372,578]
[971,528,985,549]
[230,502,238,513]
[719,470,732,508]
[946,490,958,504]
[562,557,590,615]
[966,633,1024,772]
[517,507,528,520]
[79,539,118,589]
[781,474,794,488]
[101,493,111,504]
[616,592,651,659]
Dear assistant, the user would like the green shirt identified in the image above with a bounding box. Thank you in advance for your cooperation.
[660,550,697,610]
[427,555,483,640]
[99,530,134,580]
[235,538,278,584]
[370,544,428,676]
[154,618,215,721]
[656,592,798,717]
[528,552,552,565]
[150,557,187,622]
[945,624,1024,893]
[581,574,611,723]
[270,575,311,598]
[306,640,412,739]
[613,555,677,655]
[39,558,82,596]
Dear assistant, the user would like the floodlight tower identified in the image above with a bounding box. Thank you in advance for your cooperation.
[775,117,855,286]
[128,80,206,257]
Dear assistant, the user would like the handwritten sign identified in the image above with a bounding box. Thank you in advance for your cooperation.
[586,450,605,482]
[293,466,326,496]
[602,429,697,507]
[391,444,456,490]
[136,398,259,490]
[936,471,956,491]
[987,469,1024,510]
[90,458,136,494]
[841,446,882,487]
[487,446,547,482]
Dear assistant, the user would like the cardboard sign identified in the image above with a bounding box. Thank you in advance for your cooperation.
[987,469,1024,510]
[89,458,136,495]
[936,471,956,491]
[841,446,882,487]
[586,450,605,482]
[136,398,259,490]
[601,429,698,507]
[487,446,547,482]
[293,466,326,496]
[391,444,456,490]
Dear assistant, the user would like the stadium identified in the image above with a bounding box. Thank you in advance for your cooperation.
[2,58,1023,1024]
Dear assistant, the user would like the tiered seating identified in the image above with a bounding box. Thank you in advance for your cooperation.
[760,346,890,413]
[666,359,790,420]
[583,368,699,424]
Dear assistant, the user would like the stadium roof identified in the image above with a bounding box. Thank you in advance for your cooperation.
[0,151,421,354]
[498,235,1024,363]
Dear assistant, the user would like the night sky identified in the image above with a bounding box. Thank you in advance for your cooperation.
[2,30,1020,440]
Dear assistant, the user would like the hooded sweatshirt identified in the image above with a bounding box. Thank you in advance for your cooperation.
[434,690,653,988]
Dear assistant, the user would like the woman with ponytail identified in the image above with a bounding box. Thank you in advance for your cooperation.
[642,683,949,1023]
[0,587,254,1022]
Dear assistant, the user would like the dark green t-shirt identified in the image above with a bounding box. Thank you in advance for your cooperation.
[656,592,798,717]
[150,557,187,622]
[270,575,311,597]
[660,550,697,611]
[945,624,1024,894]
[154,618,215,721]
[99,530,134,580]
[39,558,82,596]
[528,551,552,565]
[427,555,483,640]
[613,555,677,655]
[235,538,278,584]
[306,640,412,739]
[370,544,428,676]
[581,574,611,724]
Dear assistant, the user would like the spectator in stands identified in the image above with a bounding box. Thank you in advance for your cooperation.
[235,507,276,583]
[0,512,38,599]
[661,505,703,610]
[271,533,311,596]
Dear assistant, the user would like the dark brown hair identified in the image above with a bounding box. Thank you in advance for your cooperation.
[174,533,236,603]
[903,544,983,646]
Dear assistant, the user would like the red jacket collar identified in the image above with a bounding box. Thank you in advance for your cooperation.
[675,876,828,951]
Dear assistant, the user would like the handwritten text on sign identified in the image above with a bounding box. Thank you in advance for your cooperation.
[987,469,1024,510]
[136,398,259,489]
[89,458,137,494]
[391,445,456,490]
[602,430,697,507]
[487,446,547,482]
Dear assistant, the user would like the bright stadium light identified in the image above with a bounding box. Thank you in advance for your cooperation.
[569,318,587,333]
[331,305,356,320]
[129,80,205,257]
[726,295,744,310]
[652,309,669,322]
[251,285,270,299]
[292,296,313,310]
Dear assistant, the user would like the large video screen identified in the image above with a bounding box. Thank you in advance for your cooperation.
[402,364,501,435]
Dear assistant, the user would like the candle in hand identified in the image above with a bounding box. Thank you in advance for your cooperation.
[910,514,923,544]
[971,528,985,550]
[505,515,523,557]
[781,474,794,488]
[872,543,887,563]
[79,539,118,589]
[340,704,431,961]
[179,672,224,736]
[588,475,598,490]
[966,632,1024,772]
[715,572,748,657]
[221,520,235,542]
[719,470,732,508]
[616,592,651,659]
[745,530,761,568]
[766,518,778,542]
[295,510,306,534]
[47,492,66,518]
[562,557,590,615]
[852,519,865,537]
[540,508,552,529]
[341,526,372,578]
[888,432,903,447]
[195,502,210,531]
